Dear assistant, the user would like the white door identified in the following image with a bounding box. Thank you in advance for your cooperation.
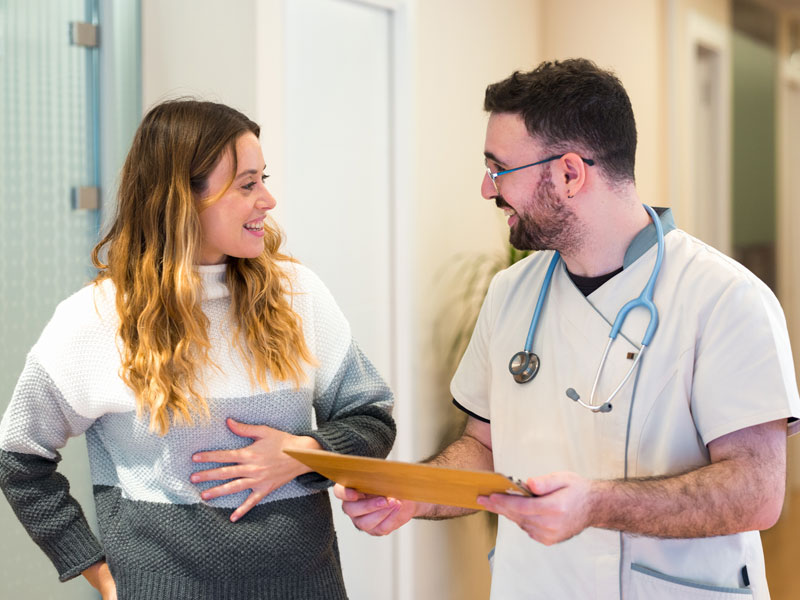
[282,1,396,597]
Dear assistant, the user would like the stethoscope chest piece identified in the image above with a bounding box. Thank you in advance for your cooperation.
[509,350,540,383]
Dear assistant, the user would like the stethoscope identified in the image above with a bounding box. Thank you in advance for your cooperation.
[508,204,664,413]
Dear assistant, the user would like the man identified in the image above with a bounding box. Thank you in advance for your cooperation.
[335,59,800,598]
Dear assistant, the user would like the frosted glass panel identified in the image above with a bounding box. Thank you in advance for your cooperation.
[0,0,98,400]
[0,1,102,598]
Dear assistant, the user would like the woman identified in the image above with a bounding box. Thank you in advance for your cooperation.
[0,100,395,599]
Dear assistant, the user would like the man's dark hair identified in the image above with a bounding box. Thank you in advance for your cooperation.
[484,58,637,184]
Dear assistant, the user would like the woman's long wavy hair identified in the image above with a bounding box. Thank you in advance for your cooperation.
[92,99,314,435]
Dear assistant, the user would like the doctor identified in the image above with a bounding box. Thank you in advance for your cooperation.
[335,59,800,598]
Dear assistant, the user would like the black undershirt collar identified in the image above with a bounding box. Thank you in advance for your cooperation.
[567,266,623,297]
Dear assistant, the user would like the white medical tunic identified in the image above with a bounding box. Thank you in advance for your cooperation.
[451,210,800,599]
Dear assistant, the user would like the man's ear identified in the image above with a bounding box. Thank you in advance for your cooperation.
[558,152,588,199]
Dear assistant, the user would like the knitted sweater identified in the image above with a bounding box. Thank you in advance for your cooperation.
[0,262,396,599]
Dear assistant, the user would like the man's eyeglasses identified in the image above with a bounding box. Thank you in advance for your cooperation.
[485,154,595,195]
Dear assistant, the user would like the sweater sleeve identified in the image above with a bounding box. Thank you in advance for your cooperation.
[289,265,396,488]
[0,355,104,581]
[296,339,395,489]
[304,339,395,456]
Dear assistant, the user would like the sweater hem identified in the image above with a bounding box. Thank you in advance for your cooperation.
[111,561,348,600]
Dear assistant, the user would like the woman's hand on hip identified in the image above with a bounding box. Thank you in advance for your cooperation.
[82,560,117,600]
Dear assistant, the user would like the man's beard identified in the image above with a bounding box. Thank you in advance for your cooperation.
[498,169,583,253]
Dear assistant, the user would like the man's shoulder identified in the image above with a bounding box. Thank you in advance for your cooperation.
[496,250,555,282]
[664,229,773,297]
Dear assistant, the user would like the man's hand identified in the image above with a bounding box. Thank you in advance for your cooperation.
[478,419,788,544]
[331,415,493,534]
[191,418,321,522]
[333,484,419,535]
[478,471,594,545]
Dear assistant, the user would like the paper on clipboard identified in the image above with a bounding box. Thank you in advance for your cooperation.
[284,448,532,511]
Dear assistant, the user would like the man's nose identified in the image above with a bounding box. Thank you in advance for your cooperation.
[481,171,498,199]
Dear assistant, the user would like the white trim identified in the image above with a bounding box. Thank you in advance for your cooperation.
[685,10,732,254]
[387,1,416,598]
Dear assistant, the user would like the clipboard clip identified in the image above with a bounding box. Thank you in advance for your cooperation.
[505,477,535,497]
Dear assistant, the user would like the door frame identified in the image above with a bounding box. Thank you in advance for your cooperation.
[687,10,732,254]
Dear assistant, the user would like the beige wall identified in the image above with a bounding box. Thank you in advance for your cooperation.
[141,0,258,115]
[408,1,542,596]
[537,0,733,234]
[541,0,668,209]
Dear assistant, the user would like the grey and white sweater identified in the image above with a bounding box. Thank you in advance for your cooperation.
[0,262,395,599]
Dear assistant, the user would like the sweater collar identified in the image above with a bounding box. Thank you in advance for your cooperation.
[196,264,229,300]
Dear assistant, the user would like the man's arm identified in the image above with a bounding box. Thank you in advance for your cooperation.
[478,418,787,545]
[333,416,492,534]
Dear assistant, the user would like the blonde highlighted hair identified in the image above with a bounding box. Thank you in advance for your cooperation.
[92,99,313,434]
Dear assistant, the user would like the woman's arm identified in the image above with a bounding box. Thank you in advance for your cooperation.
[0,356,105,581]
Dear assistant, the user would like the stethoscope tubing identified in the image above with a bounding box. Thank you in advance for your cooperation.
[607,204,664,346]
[523,251,561,352]
[509,204,665,415]
[583,203,663,410]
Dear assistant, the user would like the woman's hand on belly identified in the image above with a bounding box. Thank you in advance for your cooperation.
[190,418,322,522]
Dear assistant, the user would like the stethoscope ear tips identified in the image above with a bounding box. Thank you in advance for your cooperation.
[509,351,540,383]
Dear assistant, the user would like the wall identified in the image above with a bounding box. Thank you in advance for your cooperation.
[408,2,542,597]
[141,0,258,114]
[541,0,667,210]
[668,0,732,237]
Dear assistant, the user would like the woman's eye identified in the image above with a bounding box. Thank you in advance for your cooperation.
[243,174,268,191]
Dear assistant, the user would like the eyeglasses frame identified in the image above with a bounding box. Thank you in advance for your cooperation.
[485,153,595,194]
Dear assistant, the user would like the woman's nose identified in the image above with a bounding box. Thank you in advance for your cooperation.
[257,185,277,210]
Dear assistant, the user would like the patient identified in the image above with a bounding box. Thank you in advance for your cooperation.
[0,99,395,599]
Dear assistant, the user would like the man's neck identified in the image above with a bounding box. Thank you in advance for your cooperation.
[560,191,650,277]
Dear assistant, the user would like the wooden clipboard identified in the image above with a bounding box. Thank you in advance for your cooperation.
[284,448,532,511]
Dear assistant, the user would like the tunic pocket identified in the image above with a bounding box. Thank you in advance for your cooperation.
[631,564,752,599]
